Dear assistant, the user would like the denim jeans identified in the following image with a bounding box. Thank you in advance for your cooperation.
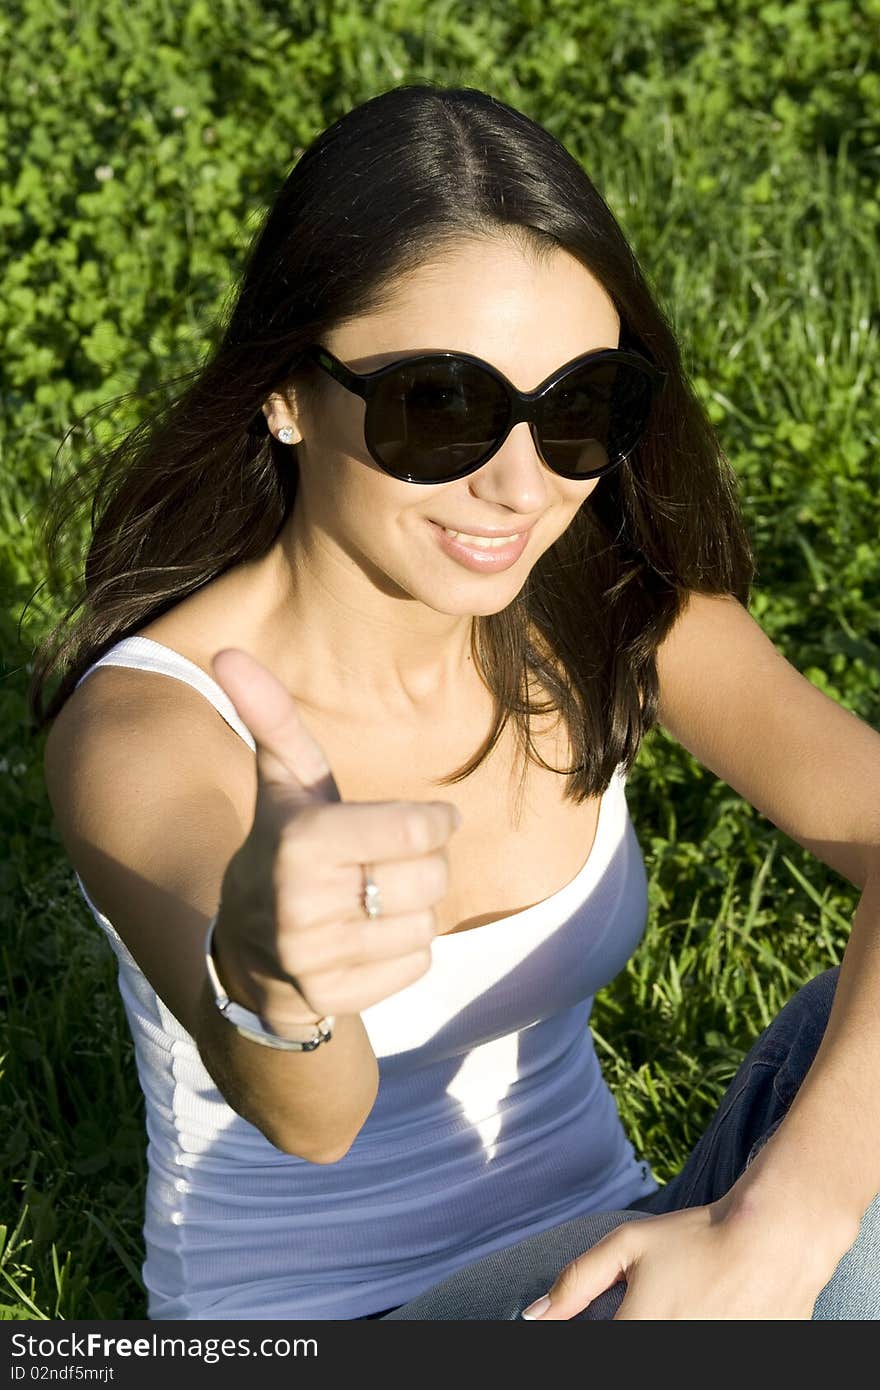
[374,967,879,1319]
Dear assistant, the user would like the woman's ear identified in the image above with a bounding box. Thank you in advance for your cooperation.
[262,390,304,444]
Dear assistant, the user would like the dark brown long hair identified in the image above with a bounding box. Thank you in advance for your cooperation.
[28,83,756,802]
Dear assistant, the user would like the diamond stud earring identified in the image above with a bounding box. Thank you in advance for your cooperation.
[277,426,295,445]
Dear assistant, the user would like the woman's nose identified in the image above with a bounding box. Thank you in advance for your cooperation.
[465,421,553,512]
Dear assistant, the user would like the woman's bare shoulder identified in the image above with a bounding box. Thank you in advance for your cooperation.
[43,659,254,843]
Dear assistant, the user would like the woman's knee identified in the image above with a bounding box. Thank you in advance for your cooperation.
[782,966,839,1029]
[766,966,839,1109]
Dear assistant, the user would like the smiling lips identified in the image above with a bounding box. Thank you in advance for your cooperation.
[427,519,534,572]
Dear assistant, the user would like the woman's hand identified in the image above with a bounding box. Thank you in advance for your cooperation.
[207,647,461,1033]
[522,1190,840,1320]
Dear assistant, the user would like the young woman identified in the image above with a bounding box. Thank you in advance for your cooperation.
[34,84,879,1321]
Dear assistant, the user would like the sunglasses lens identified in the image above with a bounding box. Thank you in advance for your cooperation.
[368,360,509,481]
[539,358,655,477]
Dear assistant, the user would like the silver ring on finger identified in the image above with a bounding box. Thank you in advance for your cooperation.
[361,863,383,920]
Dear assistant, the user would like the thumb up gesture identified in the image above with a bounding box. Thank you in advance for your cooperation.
[208,648,461,1031]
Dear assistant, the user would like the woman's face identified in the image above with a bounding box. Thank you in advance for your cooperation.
[271,236,621,619]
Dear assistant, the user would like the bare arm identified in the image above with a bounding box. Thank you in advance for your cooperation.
[43,673,379,1162]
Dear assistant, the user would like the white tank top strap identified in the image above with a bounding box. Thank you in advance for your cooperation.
[74,634,256,753]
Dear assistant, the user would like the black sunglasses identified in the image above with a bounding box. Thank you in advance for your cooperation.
[300,341,667,485]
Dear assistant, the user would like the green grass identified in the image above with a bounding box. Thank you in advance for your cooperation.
[2,0,878,1319]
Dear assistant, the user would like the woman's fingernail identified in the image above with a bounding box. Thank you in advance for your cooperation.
[521,1294,551,1319]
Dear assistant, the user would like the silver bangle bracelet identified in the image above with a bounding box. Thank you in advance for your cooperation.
[203,913,335,1052]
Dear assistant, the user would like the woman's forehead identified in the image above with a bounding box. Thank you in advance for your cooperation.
[326,241,620,382]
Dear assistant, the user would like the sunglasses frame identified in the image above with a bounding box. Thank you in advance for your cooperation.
[301,342,668,485]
